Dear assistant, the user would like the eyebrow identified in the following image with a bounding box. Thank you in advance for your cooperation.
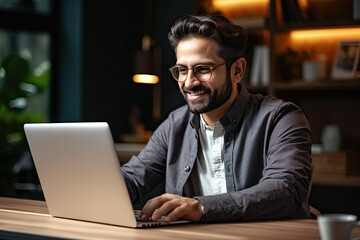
[174,61,216,67]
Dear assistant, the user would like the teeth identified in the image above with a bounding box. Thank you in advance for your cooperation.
[191,91,204,96]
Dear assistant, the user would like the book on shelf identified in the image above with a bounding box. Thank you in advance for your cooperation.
[280,0,305,24]
[249,46,270,86]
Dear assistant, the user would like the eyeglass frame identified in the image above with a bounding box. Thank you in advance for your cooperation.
[168,59,234,83]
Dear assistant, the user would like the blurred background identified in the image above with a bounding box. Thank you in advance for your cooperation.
[0,0,359,218]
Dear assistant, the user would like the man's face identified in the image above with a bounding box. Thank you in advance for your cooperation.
[175,37,233,114]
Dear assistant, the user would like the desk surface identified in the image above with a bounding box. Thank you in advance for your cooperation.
[1,197,360,240]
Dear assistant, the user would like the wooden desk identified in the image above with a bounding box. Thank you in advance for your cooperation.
[1,198,360,240]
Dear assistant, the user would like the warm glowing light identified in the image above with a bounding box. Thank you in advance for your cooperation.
[132,74,159,84]
[212,0,268,18]
[213,0,267,6]
[291,28,360,40]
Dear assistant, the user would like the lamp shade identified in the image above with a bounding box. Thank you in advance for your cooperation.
[133,50,159,84]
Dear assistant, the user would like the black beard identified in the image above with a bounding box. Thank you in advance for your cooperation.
[182,75,233,114]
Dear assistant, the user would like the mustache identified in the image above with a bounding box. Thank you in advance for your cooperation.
[182,85,210,94]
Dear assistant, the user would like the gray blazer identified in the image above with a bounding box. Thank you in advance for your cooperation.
[122,85,312,222]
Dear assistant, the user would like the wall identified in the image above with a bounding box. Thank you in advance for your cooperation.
[60,0,195,141]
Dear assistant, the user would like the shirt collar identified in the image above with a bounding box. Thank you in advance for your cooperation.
[200,114,213,130]
[219,84,249,128]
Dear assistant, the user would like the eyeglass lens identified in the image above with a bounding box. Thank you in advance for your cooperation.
[172,65,213,82]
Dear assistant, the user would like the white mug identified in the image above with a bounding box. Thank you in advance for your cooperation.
[318,214,359,240]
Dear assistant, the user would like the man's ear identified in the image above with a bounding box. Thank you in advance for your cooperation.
[232,58,246,83]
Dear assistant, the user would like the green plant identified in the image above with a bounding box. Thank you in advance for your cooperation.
[0,53,49,182]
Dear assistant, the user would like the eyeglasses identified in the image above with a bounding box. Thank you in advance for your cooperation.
[168,60,232,83]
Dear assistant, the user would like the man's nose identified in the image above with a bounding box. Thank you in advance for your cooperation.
[184,69,201,89]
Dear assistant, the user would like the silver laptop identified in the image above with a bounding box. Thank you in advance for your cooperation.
[24,122,189,228]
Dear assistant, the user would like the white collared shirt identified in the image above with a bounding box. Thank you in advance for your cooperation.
[196,115,227,196]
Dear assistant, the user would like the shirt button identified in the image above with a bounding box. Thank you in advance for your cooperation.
[184,166,191,172]
[232,118,237,124]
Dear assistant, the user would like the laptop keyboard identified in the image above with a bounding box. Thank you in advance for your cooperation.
[134,210,168,223]
[134,210,172,227]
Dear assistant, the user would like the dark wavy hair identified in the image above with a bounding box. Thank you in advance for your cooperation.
[168,15,248,63]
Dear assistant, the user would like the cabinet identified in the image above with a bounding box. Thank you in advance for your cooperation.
[202,0,360,151]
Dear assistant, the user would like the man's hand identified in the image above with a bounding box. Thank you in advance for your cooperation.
[140,193,204,223]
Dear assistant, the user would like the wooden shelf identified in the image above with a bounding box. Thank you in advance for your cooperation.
[271,80,360,91]
[275,20,360,31]
[246,79,360,94]
[115,143,145,164]
[312,174,360,187]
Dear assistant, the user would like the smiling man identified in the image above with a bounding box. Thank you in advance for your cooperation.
[121,15,313,223]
